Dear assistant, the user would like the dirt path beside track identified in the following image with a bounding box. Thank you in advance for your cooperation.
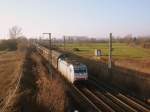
[0,51,25,112]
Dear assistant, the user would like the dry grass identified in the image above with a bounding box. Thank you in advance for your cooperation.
[32,53,66,112]
[0,51,24,110]
[114,59,150,74]
[0,51,23,97]
[36,76,65,112]
[11,47,66,112]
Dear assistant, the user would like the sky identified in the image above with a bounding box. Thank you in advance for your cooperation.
[0,0,150,38]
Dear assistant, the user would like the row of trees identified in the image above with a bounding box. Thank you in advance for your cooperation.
[3,26,150,45]
[0,26,27,51]
[9,26,22,39]
[50,35,150,44]
[2,25,150,49]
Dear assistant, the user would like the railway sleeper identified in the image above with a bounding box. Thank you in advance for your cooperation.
[88,80,137,112]
[89,78,150,112]
[92,89,126,112]
[117,94,150,112]
[83,88,116,112]
[73,86,102,112]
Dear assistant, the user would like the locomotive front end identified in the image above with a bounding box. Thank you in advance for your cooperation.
[73,64,88,82]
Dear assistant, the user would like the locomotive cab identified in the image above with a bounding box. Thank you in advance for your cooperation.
[73,64,88,82]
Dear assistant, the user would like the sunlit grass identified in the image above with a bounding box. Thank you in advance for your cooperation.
[59,43,150,59]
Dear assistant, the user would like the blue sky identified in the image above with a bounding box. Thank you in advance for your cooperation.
[0,0,150,38]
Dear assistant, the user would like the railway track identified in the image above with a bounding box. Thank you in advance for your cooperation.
[76,84,117,112]
[43,68,149,112]
[73,81,138,112]
[72,85,102,112]
[87,77,150,112]
[103,81,150,110]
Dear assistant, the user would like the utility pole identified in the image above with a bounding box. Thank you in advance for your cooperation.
[43,33,52,79]
[64,36,66,50]
[53,37,56,49]
[108,33,112,76]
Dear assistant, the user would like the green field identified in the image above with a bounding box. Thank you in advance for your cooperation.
[59,43,150,60]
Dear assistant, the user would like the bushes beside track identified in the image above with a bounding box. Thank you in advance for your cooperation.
[0,39,17,51]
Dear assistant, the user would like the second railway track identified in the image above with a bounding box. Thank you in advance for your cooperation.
[85,77,150,112]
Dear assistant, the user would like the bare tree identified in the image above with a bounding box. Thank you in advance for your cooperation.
[9,26,22,39]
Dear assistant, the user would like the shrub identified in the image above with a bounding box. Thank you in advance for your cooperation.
[72,48,80,51]
[142,43,150,48]
[0,39,17,51]
[17,38,28,52]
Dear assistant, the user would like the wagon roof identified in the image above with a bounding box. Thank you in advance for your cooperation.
[52,50,63,57]
[37,44,85,66]
[38,45,64,58]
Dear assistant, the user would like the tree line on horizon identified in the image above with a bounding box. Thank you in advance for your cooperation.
[0,26,150,49]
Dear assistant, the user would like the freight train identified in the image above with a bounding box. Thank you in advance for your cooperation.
[35,44,88,83]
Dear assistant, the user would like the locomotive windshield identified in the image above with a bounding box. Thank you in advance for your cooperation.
[74,68,86,73]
